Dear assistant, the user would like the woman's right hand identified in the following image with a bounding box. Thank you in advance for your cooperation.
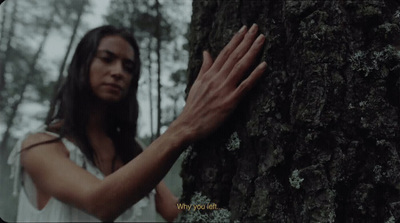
[174,24,267,142]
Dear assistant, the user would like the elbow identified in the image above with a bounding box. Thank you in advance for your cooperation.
[156,201,180,222]
[84,181,145,222]
[163,212,180,223]
[86,201,117,222]
[96,212,118,222]
[89,201,120,222]
[157,208,177,222]
[86,190,121,222]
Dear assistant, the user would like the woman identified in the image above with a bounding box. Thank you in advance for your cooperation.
[8,24,266,222]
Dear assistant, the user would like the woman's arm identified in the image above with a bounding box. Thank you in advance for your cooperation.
[155,181,181,222]
[21,124,188,221]
[21,24,266,222]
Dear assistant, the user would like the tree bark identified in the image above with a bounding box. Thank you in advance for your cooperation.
[181,0,400,222]
[155,0,162,137]
[45,1,86,123]
[0,0,18,109]
[0,7,55,150]
[147,38,155,141]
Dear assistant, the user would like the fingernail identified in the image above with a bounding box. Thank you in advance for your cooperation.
[238,25,246,34]
[260,61,267,69]
[256,34,265,42]
[249,24,258,33]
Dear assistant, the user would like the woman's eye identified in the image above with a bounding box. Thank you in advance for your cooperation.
[100,56,113,63]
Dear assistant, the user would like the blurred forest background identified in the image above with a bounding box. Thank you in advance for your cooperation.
[0,0,191,221]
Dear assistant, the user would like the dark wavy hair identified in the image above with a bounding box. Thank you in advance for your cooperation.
[46,25,142,165]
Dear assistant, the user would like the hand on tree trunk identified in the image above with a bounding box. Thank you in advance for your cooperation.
[175,24,267,142]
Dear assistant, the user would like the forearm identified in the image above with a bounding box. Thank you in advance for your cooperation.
[89,120,189,221]
[156,182,181,222]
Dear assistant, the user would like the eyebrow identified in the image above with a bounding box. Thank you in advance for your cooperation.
[97,49,135,63]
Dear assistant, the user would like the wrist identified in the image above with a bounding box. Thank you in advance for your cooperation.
[166,118,195,147]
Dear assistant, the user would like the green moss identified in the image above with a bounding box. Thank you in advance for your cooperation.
[349,46,399,78]
[289,169,304,189]
[249,184,271,218]
[386,216,396,223]
[349,50,369,75]
[226,132,240,151]
[358,5,381,18]
[177,192,231,223]
[378,23,399,34]
[181,146,198,165]
[373,165,382,182]
[312,189,336,223]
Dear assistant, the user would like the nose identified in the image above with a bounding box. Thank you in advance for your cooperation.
[110,61,124,79]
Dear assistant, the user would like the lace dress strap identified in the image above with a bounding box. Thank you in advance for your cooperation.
[7,125,62,196]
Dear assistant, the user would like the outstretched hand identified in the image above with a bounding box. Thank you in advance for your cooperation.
[176,24,267,141]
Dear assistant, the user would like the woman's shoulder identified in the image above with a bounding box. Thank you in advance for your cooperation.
[21,132,60,150]
[20,132,70,173]
[22,120,75,149]
[20,122,69,158]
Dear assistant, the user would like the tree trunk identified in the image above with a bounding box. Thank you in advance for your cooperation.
[147,38,155,141]
[180,0,400,222]
[0,0,18,109]
[155,0,162,137]
[45,1,86,123]
[0,0,7,49]
[0,7,55,150]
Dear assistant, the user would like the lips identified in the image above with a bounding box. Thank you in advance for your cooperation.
[103,83,123,91]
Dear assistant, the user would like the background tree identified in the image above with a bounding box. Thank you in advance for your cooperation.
[164,68,187,126]
[180,0,400,222]
[0,0,92,221]
[105,0,189,141]
[45,0,90,123]
[0,1,56,151]
[0,0,18,110]
[0,0,56,219]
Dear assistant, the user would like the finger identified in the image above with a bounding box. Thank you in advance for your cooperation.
[227,34,265,85]
[233,61,267,100]
[218,24,260,77]
[198,51,213,79]
[211,25,248,71]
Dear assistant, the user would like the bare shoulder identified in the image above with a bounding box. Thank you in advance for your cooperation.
[21,132,69,166]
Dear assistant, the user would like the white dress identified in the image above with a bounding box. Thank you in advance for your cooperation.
[7,126,157,222]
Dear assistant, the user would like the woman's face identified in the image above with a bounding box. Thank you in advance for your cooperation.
[89,35,136,103]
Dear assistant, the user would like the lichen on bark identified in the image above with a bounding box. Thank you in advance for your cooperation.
[182,0,400,222]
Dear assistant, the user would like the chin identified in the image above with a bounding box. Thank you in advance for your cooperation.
[92,90,128,104]
[102,97,124,103]
[96,94,124,103]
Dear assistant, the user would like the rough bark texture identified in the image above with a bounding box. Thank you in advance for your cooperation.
[180,0,400,222]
